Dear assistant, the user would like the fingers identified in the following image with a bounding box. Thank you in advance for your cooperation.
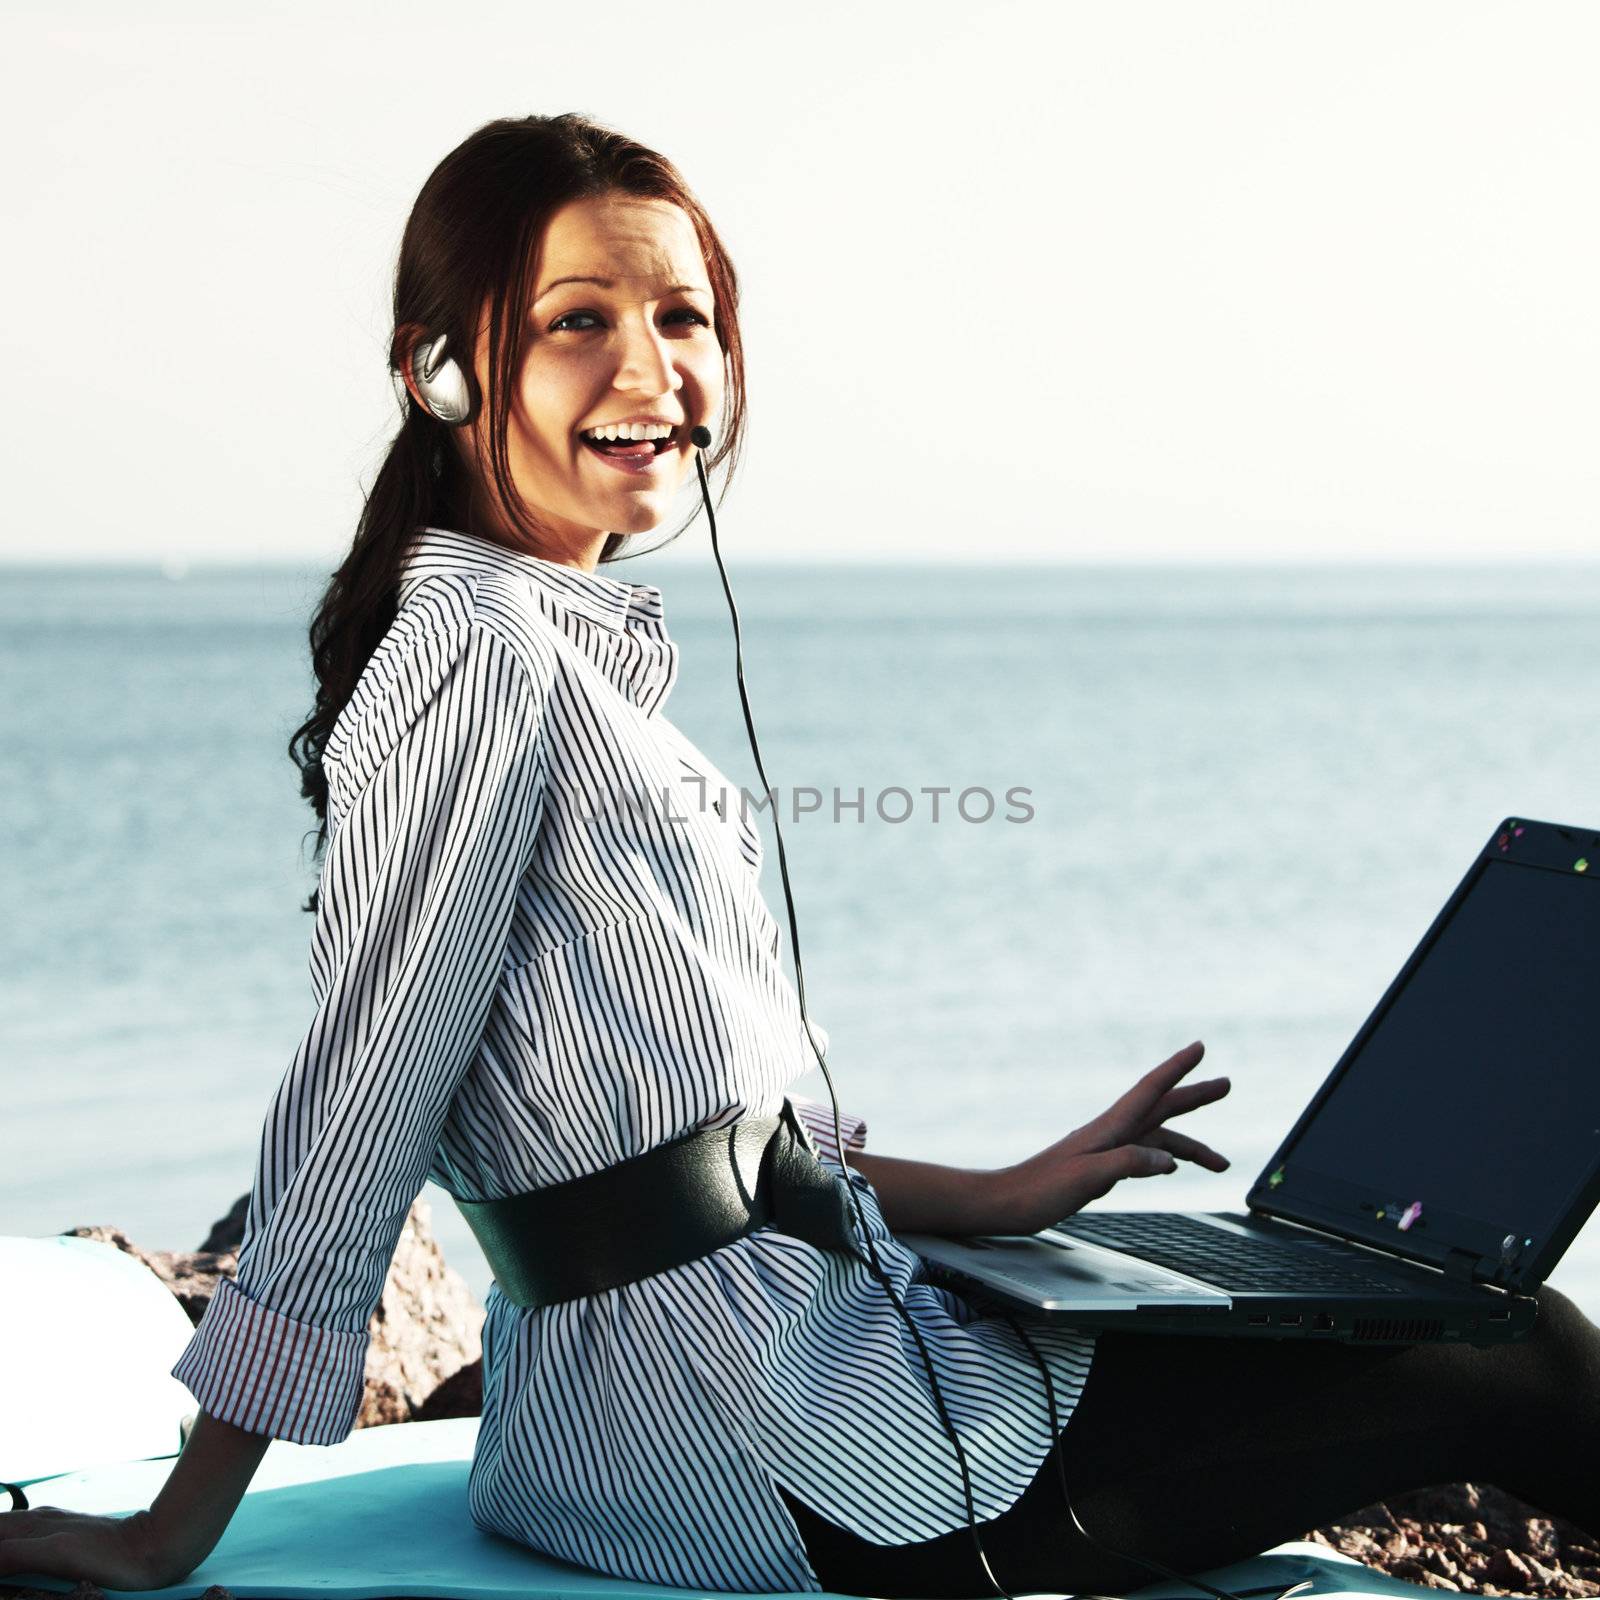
[1150,1125,1231,1172]
[0,1528,68,1577]
[1121,1143,1179,1177]
[1147,1039,1207,1091]
[1123,1041,1208,1116]
[1069,1143,1178,1206]
[0,1516,155,1589]
[0,1507,67,1535]
[1144,1074,1232,1130]
[1058,1135,1228,1218]
[0,1509,40,1542]
[1089,1041,1209,1142]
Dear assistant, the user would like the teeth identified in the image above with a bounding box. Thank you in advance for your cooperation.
[582,422,675,442]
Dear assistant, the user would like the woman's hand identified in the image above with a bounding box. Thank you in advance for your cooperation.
[0,1505,186,1591]
[992,1040,1231,1235]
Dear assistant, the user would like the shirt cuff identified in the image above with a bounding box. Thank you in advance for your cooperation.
[787,1094,868,1166]
[169,1274,370,1446]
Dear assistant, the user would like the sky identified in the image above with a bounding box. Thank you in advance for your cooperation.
[4,0,1597,567]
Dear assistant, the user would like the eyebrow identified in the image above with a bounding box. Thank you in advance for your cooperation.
[534,275,709,302]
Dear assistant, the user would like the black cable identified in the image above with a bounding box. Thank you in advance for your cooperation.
[690,441,1310,1600]
[691,447,1015,1598]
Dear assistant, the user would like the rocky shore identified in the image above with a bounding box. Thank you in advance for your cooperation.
[3,1199,1596,1599]
[1305,1484,1600,1596]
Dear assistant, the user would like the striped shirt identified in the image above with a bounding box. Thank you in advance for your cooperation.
[171,525,1098,1593]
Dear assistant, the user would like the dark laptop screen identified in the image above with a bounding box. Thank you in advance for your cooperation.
[1268,857,1600,1280]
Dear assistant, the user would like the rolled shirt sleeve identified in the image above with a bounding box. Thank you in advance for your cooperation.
[788,1096,868,1166]
[171,617,547,1444]
[787,1019,868,1166]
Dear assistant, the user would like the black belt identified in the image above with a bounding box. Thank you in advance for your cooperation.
[454,1099,861,1309]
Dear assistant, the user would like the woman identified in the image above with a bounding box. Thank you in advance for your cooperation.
[4,112,1598,1600]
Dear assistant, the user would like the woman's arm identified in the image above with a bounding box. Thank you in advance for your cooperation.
[143,1408,274,1580]
[170,617,549,1448]
[0,1409,271,1590]
[846,1150,1020,1236]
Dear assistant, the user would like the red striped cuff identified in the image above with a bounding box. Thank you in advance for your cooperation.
[169,1275,370,1445]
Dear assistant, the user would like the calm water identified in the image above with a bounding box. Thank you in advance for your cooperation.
[4,558,1599,1318]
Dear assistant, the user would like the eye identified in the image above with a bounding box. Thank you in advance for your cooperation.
[549,308,710,333]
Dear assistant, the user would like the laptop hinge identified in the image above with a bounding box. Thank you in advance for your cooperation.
[1442,1247,1481,1284]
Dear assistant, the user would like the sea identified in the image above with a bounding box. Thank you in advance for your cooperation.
[3,557,1599,1321]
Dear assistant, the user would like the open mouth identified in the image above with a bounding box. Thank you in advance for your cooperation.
[579,428,678,463]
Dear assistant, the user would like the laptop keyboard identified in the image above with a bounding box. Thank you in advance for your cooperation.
[1051,1212,1408,1294]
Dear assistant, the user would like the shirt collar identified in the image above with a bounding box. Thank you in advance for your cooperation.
[397,525,666,636]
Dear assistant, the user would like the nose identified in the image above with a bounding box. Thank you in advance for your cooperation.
[610,309,683,403]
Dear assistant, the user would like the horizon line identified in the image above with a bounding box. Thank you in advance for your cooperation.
[5,552,1600,573]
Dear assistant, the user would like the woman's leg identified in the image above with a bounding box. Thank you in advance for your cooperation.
[780,1287,1600,1599]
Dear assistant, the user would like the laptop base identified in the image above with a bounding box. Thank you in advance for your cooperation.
[902,1209,1541,1346]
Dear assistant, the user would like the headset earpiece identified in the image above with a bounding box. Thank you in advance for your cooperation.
[407,332,473,426]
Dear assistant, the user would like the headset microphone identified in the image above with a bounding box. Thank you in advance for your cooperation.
[685,423,1306,1600]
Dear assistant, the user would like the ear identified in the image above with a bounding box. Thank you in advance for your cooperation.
[392,322,432,410]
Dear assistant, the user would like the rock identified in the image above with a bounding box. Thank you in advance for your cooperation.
[413,1353,484,1421]
[1336,1528,1387,1562]
[0,1590,239,1600]
[1305,1482,1600,1597]
[0,1585,113,1600]
[1420,1547,1463,1582]
[1485,1548,1536,1587]
[0,1590,236,1600]
[58,1222,238,1328]
[359,1196,485,1428]
[1527,1521,1564,1560]
[63,1193,484,1429]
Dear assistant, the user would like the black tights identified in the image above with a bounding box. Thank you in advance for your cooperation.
[779,1286,1600,1598]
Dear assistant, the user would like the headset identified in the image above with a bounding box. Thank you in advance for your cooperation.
[406,332,1312,1600]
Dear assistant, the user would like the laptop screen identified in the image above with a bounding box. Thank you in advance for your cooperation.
[1261,855,1600,1286]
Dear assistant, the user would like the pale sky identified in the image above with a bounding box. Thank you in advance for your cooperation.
[4,0,1596,566]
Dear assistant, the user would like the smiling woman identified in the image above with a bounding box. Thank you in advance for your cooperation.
[286,114,750,893]
[398,189,728,555]
[7,108,1600,1600]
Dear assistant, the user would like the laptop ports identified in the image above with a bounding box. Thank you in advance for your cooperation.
[1488,1310,1510,1322]
[1247,1313,1271,1326]
[1278,1313,1303,1327]
[1314,1313,1336,1332]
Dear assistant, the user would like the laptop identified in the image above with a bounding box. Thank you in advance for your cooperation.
[901,815,1600,1346]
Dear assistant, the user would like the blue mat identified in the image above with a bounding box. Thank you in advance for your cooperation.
[7,1414,1497,1600]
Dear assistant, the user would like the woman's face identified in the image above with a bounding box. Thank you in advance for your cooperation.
[460,192,725,568]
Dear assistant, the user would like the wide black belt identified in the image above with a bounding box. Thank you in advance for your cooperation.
[454,1099,861,1309]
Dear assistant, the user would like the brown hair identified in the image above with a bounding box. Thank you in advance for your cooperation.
[288,112,748,908]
